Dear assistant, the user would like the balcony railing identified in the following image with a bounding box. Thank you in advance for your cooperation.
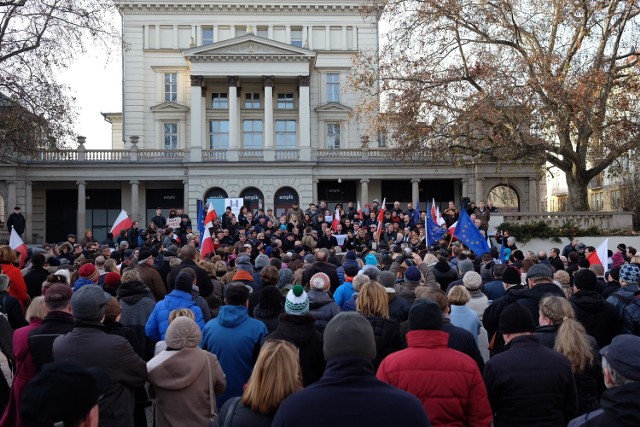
[499,212,633,231]
[202,150,227,161]
[275,149,299,160]
[239,149,264,160]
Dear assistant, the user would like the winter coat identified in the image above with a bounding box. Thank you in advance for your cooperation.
[201,305,268,407]
[72,277,95,292]
[605,284,639,319]
[148,348,226,427]
[272,357,431,427]
[118,280,156,360]
[0,263,29,310]
[511,282,566,325]
[567,381,640,427]
[167,260,213,297]
[301,262,340,294]
[307,290,340,332]
[28,311,75,370]
[145,290,205,341]
[622,293,640,335]
[0,291,27,331]
[333,281,354,310]
[378,330,492,427]
[388,292,411,323]
[214,397,274,427]
[482,284,526,355]
[570,291,619,348]
[431,261,458,291]
[483,335,578,427]
[134,264,166,301]
[266,314,325,387]
[52,321,148,427]
[483,280,506,301]
[450,305,481,343]
[395,280,420,306]
[442,320,485,373]
[253,305,282,333]
[366,316,403,371]
[23,267,50,299]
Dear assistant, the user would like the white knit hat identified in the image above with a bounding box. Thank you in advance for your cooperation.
[285,285,309,315]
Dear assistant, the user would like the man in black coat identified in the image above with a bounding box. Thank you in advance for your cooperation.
[166,245,212,297]
[23,253,50,299]
[507,263,565,324]
[484,303,577,426]
[301,248,340,293]
[6,206,25,236]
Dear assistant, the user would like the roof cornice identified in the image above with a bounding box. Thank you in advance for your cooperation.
[115,1,366,16]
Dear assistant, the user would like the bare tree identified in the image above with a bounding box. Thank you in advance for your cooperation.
[352,0,640,211]
[0,0,118,157]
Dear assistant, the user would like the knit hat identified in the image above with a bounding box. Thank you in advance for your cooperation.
[323,312,376,361]
[278,269,294,289]
[573,269,597,290]
[285,285,309,315]
[617,243,627,251]
[310,272,331,290]
[525,263,552,281]
[165,317,201,349]
[404,266,422,284]
[502,267,521,285]
[78,263,99,283]
[408,299,443,331]
[44,284,72,306]
[137,249,152,263]
[457,259,475,276]
[0,274,8,292]
[344,264,359,277]
[463,271,483,291]
[236,255,253,272]
[499,302,536,334]
[345,251,356,261]
[71,285,111,322]
[304,254,315,264]
[175,271,194,293]
[255,254,270,270]
[259,286,283,309]
[104,272,121,290]
[619,263,640,285]
[365,253,378,266]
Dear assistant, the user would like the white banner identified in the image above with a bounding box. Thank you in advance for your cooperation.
[224,198,244,218]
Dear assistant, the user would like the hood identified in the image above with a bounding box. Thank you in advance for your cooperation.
[117,280,151,303]
[433,261,451,272]
[232,270,254,282]
[148,348,207,390]
[572,290,607,313]
[72,277,95,291]
[308,290,334,307]
[599,382,640,426]
[217,305,250,328]
[272,314,317,346]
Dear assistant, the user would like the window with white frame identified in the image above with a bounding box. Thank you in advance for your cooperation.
[212,92,228,109]
[209,120,229,149]
[202,26,214,44]
[291,27,303,47]
[277,93,294,109]
[164,123,178,149]
[327,123,340,149]
[327,73,340,103]
[245,92,260,109]
[275,120,296,149]
[256,26,268,38]
[236,26,247,37]
[164,73,177,102]
[243,120,263,148]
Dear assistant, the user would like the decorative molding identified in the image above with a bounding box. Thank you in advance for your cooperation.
[183,35,316,63]
[262,75,274,87]
[314,102,352,113]
[115,2,366,17]
[227,76,239,87]
[298,75,311,87]
[150,101,190,113]
[190,75,204,87]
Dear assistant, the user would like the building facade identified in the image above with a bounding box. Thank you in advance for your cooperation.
[0,0,541,244]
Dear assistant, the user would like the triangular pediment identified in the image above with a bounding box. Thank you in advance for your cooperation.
[314,102,353,113]
[150,102,189,113]
[183,34,316,61]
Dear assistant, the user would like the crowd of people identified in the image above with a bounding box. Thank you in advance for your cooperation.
[0,199,639,427]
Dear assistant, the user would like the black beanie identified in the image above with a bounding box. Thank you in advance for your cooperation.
[502,267,521,285]
[499,303,536,334]
[175,271,193,293]
[323,312,376,361]
[574,269,597,290]
[408,300,443,331]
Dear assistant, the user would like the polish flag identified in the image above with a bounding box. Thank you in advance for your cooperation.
[9,227,28,269]
[376,197,386,239]
[448,221,458,236]
[431,198,438,223]
[436,205,446,226]
[110,210,133,237]
[200,226,214,258]
[587,238,609,267]
[357,201,362,218]
[204,202,218,228]
[331,208,341,232]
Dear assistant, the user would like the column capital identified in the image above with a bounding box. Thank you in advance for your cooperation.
[227,75,239,87]
[129,180,140,185]
[476,177,485,182]
[297,75,310,87]
[262,75,274,87]
[190,75,204,87]
[411,178,421,184]
[76,180,86,186]
[360,179,370,184]
[182,179,189,185]
[529,176,537,181]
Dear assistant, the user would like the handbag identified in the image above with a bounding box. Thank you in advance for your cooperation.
[206,355,217,426]
[223,396,241,427]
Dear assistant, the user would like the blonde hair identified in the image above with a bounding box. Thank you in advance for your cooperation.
[356,282,389,319]
[168,308,194,323]
[448,285,471,305]
[26,296,47,322]
[553,270,573,298]
[352,274,370,292]
[104,297,121,323]
[104,258,118,273]
[0,246,17,264]
[169,258,182,268]
[539,296,594,373]
[121,269,141,284]
[242,340,302,415]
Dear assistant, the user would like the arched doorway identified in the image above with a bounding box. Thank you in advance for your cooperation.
[239,187,264,213]
[203,187,228,205]
[488,185,520,212]
[274,187,299,218]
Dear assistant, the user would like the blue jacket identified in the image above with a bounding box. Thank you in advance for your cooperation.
[201,305,267,407]
[333,281,354,310]
[73,277,95,292]
[449,305,481,344]
[144,290,205,341]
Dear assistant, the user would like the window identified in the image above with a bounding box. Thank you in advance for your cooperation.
[212,92,228,109]
[202,26,214,44]
[243,120,263,148]
[327,123,340,149]
[209,120,229,149]
[327,73,340,103]
[256,26,268,38]
[245,92,260,109]
[291,27,303,47]
[236,26,247,37]
[277,93,294,109]
[276,120,296,149]
[164,73,177,102]
[164,123,178,149]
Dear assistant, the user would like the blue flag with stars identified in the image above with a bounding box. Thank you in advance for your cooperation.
[414,197,421,225]
[453,208,491,256]
[426,202,445,246]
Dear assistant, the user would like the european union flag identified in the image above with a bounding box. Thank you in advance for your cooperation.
[426,202,445,246]
[196,199,204,237]
[414,197,421,225]
[453,209,491,256]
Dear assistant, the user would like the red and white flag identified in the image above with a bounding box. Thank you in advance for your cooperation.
[110,210,133,237]
[587,238,609,267]
[204,202,218,228]
[431,198,438,223]
[200,226,214,258]
[376,197,386,239]
[436,205,446,226]
[9,227,28,269]
[331,208,341,232]
[448,221,458,236]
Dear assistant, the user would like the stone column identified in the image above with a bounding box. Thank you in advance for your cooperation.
[529,177,539,212]
[312,179,319,204]
[183,180,190,216]
[263,76,275,161]
[25,180,32,243]
[189,75,205,162]
[461,178,467,197]
[130,180,139,221]
[227,76,239,161]
[77,180,86,236]
[411,178,420,205]
[6,181,16,217]
[298,75,311,161]
[475,178,484,203]
[360,179,370,205]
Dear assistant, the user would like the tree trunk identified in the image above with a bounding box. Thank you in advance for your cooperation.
[565,170,590,212]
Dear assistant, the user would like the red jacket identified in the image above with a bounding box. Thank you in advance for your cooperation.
[377,330,492,427]
[1,263,29,310]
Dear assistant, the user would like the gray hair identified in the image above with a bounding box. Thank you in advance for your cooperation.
[602,356,635,387]
[352,274,371,292]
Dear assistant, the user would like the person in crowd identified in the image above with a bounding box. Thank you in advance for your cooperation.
[167,245,212,297]
[483,264,507,301]
[134,249,166,301]
[395,266,424,305]
[23,253,49,299]
[6,207,25,237]
[307,272,341,332]
[0,246,29,310]
[606,263,639,321]
[333,264,359,310]
[0,273,27,330]
[343,273,370,312]
[448,286,481,343]
[611,243,627,268]
[73,262,100,291]
[301,248,340,293]
[377,270,410,323]
[253,286,284,333]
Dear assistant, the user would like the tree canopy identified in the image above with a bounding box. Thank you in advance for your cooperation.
[0,0,118,158]
[352,0,640,211]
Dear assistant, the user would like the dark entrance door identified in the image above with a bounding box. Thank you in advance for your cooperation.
[46,189,77,243]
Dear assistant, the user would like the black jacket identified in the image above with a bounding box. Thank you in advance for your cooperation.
[6,212,25,235]
[0,292,27,331]
[431,261,458,292]
[387,293,410,323]
[28,311,75,371]
[482,284,526,355]
[510,282,566,324]
[567,382,640,427]
[24,267,50,299]
[167,260,212,297]
[571,290,619,348]
[366,316,403,371]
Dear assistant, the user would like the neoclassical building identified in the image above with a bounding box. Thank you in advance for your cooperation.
[0,0,541,244]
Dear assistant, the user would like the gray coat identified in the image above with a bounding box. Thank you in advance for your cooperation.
[308,290,341,332]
